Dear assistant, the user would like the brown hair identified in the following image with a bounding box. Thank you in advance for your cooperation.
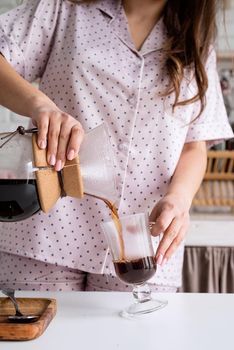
[68,0,220,116]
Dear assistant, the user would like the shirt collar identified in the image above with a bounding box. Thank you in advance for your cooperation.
[96,0,167,55]
[96,0,122,19]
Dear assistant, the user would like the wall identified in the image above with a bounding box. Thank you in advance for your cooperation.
[0,0,21,15]
[0,0,29,131]
[217,0,234,54]
[217,1,234,123]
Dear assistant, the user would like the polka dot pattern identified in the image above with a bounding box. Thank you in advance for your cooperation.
[0,0,233,289]
[0,251,177,292]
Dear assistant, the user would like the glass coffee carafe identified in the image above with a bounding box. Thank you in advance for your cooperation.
[0,123,118,222]
[0,126,39,221]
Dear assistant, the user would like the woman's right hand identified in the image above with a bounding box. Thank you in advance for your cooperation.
[29,96,84,171]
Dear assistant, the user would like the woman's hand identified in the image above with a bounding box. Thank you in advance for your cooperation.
[29,96,84,171]
[150,141,207,266]
[149,192,191,266]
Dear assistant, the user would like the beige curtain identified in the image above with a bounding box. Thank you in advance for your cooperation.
[180,246,234,293]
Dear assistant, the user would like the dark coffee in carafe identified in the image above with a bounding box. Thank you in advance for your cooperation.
[0,179,40,222]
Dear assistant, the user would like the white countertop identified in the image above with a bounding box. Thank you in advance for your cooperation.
[186,213,234,246]
[1,291,234,350]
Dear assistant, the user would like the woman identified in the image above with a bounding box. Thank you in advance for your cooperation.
[0,0,233,292]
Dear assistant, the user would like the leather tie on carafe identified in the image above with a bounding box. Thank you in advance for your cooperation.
[0,126,38,148]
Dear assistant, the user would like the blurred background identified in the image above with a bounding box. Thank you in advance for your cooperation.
[0,0,234,293]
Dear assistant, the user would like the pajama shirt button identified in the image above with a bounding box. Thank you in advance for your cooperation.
[127,95,136,105]
[118,143,128,152]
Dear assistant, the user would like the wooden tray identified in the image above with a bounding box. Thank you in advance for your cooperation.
[0,297,56,341]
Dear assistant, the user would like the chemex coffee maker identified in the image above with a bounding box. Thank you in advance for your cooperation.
[0,123,118,222]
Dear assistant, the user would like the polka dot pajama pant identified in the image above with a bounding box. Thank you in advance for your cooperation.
[0,252,177,292]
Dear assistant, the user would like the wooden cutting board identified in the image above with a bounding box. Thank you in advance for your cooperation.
[0,297,56,341]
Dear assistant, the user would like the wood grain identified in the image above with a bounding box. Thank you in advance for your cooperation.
[32,134,84,213]
[193,151,234,209]
[0,298,56,341]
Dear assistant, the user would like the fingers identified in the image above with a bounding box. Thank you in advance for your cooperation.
[151,207,175,237]
[34,110,84,171]
[155,217,190,266]
[47,114,61,167]
[54,119,84,171]
[36,113,49,150]
[67,124,84,160]
[54,119,71,171]
[162,225,187,261]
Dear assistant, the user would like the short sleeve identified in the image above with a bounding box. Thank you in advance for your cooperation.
[185,48,234,147]
[0,0,62,82]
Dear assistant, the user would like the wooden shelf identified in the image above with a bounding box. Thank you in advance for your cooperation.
[193,150,234,208]
[217,52,234,60]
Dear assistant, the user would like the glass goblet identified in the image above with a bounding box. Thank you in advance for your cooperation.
[101,212,168,318]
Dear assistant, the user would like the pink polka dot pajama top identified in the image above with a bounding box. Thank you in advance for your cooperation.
[0,0,233,289]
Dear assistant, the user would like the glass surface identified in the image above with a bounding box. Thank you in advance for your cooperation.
[0,179,40,222]
[101,213,168,318]
[0,131,40,221]
[0,123,118,221]
[79,123,118,203]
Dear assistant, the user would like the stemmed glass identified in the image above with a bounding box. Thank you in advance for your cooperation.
[101,212,168,318]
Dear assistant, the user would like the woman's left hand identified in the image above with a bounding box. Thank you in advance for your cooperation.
[149,192,191,266]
